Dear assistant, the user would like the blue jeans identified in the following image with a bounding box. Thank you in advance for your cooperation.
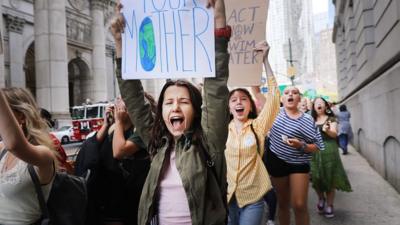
[228,197,266,225]
[338,134,348,154]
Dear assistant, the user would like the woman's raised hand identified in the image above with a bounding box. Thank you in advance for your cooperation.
[254,41,270,63]
[110,1,125,57]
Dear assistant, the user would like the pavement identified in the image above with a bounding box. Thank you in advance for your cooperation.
[63,142,400,224]
[283,145,400,225]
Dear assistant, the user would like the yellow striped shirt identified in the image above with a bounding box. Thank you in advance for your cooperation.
[225,77,280,207]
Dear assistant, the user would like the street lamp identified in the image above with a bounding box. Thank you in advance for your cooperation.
[287,65,296,85]
[286,38,297,86]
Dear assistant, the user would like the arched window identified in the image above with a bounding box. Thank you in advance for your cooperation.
[383,137,400,192]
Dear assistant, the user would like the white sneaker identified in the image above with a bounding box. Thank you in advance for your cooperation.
[324,205,335,218]
[266,220,275,225]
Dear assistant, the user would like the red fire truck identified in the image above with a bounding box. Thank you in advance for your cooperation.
[71,102,108,142]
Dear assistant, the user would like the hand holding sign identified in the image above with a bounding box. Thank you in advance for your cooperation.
[110,2,124,58]
[253,40,270,63]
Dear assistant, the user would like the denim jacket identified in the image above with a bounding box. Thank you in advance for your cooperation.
[116,37,230,225]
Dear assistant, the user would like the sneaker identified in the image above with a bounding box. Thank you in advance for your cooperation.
[317,198,325,214]
[266,220,275,225]
[324,205,334,218]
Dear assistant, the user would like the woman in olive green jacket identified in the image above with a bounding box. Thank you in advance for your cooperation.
[111,0,230,224]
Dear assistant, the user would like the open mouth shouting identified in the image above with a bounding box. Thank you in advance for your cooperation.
[235,106,245,116]
[170,116,185,131]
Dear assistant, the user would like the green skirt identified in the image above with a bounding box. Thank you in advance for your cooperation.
[310,139,352,192]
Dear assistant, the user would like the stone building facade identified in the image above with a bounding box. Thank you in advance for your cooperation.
[0,0,163,126]
[332,0,400,192]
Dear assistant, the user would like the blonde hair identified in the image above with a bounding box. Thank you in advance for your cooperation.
[2,87,55,153]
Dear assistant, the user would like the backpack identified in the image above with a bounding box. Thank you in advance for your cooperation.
[28,164,87,225]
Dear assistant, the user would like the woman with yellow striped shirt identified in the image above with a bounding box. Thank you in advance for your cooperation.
[225,42,281,225]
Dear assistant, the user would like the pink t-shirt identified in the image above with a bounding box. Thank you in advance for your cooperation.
[158,150,192,225]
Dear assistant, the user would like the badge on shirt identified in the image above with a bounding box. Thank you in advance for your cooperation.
[244,134,255,147]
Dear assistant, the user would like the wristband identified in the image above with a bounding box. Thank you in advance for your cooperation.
[215,25,232,39]
[298,141,307,154]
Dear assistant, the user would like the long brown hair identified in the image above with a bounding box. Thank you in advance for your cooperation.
[2,87,54,151]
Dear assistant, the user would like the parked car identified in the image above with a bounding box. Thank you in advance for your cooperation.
[51,126,74,144]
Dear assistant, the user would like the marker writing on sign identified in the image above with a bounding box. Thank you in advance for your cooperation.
[227,6,261,65]
[124,0,212,74]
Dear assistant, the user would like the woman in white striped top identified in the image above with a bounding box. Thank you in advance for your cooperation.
[265,87,324,225]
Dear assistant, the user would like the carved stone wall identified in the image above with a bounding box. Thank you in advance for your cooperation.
[66,17,92,45]
[5,15,25,34]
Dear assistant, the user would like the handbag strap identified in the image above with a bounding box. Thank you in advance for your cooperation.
[27,164,50,220]
[0,149,7,161]
[250,124,261,155]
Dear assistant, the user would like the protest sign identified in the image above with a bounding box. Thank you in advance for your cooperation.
[121,0,215,80]
[226,0,269,86]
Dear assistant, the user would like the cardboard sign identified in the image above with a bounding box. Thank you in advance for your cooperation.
[226,0,269,86]
[121,0,215,80]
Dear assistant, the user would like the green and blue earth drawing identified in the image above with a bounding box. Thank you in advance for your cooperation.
[139,17,157,71]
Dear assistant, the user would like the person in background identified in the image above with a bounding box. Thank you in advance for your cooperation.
[86,97,151,225]
[111,0,231,223]
[40,108,74,174]
[336,104,352,155]
[266,86,325,225]
[112,97,152,225]
[310,97,352,218]
[299,97,311,114]
[226,41,280,225]
[0,87,56,224]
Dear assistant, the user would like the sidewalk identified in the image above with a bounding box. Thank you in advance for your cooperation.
[308,146,400,225]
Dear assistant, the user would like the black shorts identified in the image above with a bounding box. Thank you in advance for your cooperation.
[265,148,310,177]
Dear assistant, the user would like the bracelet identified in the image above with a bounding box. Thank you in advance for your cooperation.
[298,141,307,154]
[215,25,232,39]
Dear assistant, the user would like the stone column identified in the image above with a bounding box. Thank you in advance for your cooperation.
[106,44,118,98]
[5,15,25,88]
[34,0,70,124]
[90,0,109,101]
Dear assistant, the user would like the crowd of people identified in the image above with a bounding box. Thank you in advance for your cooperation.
[0,0,354,225]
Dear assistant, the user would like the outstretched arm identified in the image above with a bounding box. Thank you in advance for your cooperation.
[252,41,281,135]
[111,3,153,147]
[201,0,230,187]
[0,90,54,184]
[202,0,229,151]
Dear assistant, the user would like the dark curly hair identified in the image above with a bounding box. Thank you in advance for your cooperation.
[228,88,258,121]
[148,80,206,156]
[311,97,335,120]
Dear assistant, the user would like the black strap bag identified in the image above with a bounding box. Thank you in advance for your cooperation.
[0,149,87,225]
[28,164,87,225]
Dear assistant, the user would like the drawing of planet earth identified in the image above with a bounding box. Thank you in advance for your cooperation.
[139,17,156,71]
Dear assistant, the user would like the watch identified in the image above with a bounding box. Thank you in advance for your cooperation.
[215,25,232,39]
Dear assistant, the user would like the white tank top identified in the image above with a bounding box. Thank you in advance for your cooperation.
[0,148,53,225]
